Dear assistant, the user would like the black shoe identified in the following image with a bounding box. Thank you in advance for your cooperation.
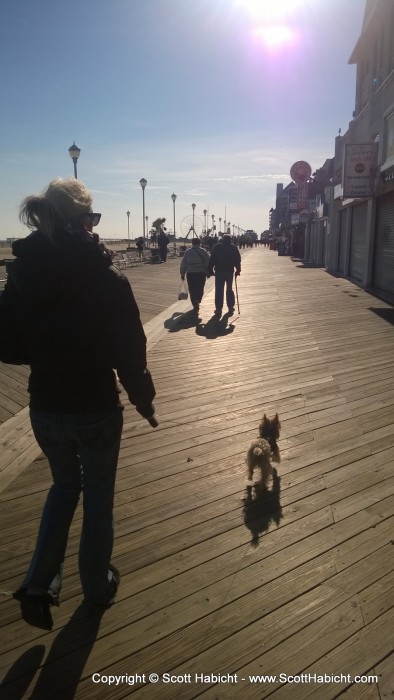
[13,591,54,630]
[106,563,120,605]
[84,563,121,609]
[228,307,235,315]
[214,309,221,317]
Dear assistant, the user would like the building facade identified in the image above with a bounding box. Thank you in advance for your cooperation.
[305,0,394,301]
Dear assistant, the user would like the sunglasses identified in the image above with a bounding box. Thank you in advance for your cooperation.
[84,212,101,227]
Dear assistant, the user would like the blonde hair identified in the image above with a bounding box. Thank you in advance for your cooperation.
[19,178,93,242]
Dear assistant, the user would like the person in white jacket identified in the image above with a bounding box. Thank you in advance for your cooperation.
[180,237,210,312]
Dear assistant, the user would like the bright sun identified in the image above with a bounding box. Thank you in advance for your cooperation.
[234,0,303,48]
[253,25,296,48]
[233,0,305,22]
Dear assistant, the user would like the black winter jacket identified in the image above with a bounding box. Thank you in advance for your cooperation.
[0,229,155,413]
[208,241,241,276]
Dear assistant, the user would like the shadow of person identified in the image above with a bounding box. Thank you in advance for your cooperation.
[27,603,105,700]
[164,310,201,332]
[242,469,283,547]
[195,312,235,339]
[0,645,46,700]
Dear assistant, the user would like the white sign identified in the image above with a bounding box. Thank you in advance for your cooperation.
[299,209,310,223]
[343,143,378,198]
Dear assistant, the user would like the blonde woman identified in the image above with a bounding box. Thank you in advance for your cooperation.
[0,178,156,628]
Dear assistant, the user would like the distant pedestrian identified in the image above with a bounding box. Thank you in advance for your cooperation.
[180,237,210,312]
[208,234,241,317]
[158,228,170,262]
[136,237,144,259]
[0,178,157,629]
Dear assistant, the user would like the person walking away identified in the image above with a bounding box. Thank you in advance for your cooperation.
[180,237,210,312]
[136,236,144,259]
[157,227,170,262]
[0,178,157,629]
[208,233,241,317]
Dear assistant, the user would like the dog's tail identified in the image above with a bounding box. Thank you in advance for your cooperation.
[252,447,263,458]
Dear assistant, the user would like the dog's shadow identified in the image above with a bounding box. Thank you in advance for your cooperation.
[164,310,201,332]
[195,312,235,339]
[242,470,283,547]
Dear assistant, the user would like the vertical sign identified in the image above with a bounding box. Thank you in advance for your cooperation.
[343,143,378,197]
[297,182,308,209]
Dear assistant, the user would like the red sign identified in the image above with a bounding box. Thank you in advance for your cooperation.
[290,161,312,183]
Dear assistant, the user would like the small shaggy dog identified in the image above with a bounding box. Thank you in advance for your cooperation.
[246,413,281,485]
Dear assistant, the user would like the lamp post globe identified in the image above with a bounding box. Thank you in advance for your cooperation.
[68,142,81,179]
[139,178,147,244]
[171,193,177,251]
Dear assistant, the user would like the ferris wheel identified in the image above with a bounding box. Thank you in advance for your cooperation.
[180,215,204,239]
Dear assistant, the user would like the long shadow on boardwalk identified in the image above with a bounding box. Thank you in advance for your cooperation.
[164,310,201,332]
[1,605,104,700]
[242,470,283,548]
[195,313,236,339]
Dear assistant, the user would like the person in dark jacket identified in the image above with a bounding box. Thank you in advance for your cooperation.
[136,236,144,259]
[157,227,170,262]
[208,234,241,317]
[0,178,157,629]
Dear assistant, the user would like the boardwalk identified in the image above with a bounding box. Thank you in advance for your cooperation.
[0,247,393,700]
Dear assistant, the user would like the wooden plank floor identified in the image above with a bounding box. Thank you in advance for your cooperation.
[0,248,393,700]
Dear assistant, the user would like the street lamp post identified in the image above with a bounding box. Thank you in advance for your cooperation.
[171,193,177,251]
[203,209,207,234]
[126,210,130,248]
[146,216,149,247]
[219,217,222,234]
[68,142,81,179]
[139,178,147,245]
[192,203,196,238]
[211,214,215,234]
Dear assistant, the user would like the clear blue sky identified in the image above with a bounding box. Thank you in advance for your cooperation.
[0,0,365,239]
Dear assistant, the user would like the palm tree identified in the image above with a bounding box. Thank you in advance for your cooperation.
[152,217,166,248]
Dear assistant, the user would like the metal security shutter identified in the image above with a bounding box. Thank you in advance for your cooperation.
[338,210,347,275]
[373,192,394,295]
[349,202,368,282]
[321,221,327,268]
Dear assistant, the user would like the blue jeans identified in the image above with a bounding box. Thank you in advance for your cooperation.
[21,408,123,605]
[215,271,235,312]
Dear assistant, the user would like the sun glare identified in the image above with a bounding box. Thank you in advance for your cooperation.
[254,25,296,48]
[234,0,305,21]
